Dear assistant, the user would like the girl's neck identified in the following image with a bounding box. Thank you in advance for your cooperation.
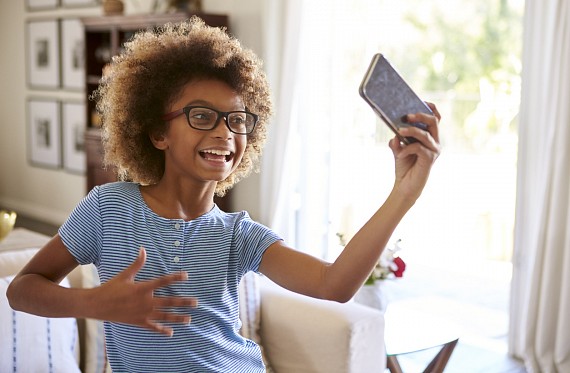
[140,181,216,221]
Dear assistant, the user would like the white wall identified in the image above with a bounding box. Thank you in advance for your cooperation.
[0,0,264,226]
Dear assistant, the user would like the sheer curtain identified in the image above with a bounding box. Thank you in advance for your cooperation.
[260,0,390,257]
[259,1,341,255]
[509,1,570,372]
[258,0,303,243]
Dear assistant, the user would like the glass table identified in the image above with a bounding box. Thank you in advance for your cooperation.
[384,299,461,373]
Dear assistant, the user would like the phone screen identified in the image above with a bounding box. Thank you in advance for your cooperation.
[359,54,432,143]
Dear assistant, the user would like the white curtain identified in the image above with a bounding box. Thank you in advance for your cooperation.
[259,1,336,256]
[509,1,570,372]
[259,0,303,243]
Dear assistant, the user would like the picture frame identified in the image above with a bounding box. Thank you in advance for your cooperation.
[27,20,60,89]
[61,18,85,90]
[27,99,61,169]
[26,0,59,11]
[62,102,86,174]
[61,0,98,7]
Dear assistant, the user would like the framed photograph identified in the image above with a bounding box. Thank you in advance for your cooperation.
[61,19,85,90]
[62,102,86,174]
[27,99,61,169]
[26,0,59,11]
[61,0,98,7]
[27,20,60,89]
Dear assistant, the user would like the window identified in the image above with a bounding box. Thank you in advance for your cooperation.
[293,0,524,276]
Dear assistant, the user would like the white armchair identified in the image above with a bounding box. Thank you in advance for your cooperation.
[260,278,386,372]
[1,228,386,373]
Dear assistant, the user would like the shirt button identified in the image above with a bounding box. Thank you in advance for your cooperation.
[174,223,181,230]
[173,256,180,263]
[174,240,180,247]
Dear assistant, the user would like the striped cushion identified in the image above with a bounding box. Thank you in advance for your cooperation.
[238,272,261,341]
[0,275,80,372]
[239,272,273,371]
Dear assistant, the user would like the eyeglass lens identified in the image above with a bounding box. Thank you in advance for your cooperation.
[187,107,255,134]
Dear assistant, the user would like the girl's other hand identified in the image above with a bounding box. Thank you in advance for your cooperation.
[90,247,198,337]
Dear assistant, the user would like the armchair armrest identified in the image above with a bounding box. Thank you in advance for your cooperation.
[259,278,386,373]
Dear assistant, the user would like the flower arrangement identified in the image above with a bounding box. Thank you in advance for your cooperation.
[364,239,406,285]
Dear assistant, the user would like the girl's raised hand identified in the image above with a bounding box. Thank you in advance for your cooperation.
[389,102,442,202]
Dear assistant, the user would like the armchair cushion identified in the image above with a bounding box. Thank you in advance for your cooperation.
[259,278,386,373]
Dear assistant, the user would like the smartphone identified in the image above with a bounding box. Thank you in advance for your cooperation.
[359,53,432,144]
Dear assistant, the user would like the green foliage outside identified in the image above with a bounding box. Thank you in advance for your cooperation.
[383,0,524,153]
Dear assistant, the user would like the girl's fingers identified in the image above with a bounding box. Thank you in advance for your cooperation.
[396,138,440,163]
[425,101,441,120]
[400,107,439,145]
[399,127,439,153]
[144,271,188,290]
[150,310,192,324]
[154,295,198,309]
[145,321,175,337]
[144,308,195,337]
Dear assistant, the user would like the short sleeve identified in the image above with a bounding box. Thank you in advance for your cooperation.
[58,186,102,266]
[234,214,282,274]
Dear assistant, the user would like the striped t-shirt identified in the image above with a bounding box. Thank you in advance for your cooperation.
[59,182,281,372]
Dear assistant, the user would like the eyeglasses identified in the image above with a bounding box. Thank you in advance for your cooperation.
[162,106,258,135]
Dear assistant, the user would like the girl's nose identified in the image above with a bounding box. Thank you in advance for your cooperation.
[211,116,233,139]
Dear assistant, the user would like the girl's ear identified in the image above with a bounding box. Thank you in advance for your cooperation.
[149,130,168,150]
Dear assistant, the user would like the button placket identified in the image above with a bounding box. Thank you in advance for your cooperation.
[171,221,183,268]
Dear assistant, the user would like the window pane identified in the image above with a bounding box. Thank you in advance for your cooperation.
[302,0,525,270]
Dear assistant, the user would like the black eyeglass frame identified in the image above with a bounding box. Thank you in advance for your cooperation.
[162,105,259,135]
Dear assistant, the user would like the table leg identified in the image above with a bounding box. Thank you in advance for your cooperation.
[387,355,404,373]
[422,338,459,373]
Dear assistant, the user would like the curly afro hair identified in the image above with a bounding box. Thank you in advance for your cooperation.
[94,16,273,196]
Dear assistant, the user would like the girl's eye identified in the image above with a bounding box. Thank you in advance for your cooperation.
[229,115,246,124]
[190,110,215,124]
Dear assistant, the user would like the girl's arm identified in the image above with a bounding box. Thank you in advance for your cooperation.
[7,235,197,336]
[259,104,441,302]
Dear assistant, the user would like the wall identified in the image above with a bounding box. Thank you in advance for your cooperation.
[0,0,264,226]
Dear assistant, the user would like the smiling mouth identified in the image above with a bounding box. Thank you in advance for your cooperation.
[200,149,234,163]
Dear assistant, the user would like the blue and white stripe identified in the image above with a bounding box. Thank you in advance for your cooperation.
[59,182,281,373]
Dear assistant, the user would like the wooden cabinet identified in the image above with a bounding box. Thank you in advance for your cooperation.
[85,127,116,192]
[82,13,233,211]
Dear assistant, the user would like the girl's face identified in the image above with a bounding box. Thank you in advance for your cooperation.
[154,79,248,187]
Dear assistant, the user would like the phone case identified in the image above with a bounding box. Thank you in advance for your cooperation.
[359,53,432,144]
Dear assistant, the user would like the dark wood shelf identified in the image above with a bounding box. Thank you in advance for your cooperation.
[81,12,228,30]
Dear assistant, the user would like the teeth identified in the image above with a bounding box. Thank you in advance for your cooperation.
[202,149,231,156]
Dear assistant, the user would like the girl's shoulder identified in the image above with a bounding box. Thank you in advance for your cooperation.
[220,210,276,236]
[97,181,138,192]
[94,181,139,197]
[89,182,142,207]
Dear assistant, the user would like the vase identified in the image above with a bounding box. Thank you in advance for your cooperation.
[0,210,17,242]
[353,282,389,312]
